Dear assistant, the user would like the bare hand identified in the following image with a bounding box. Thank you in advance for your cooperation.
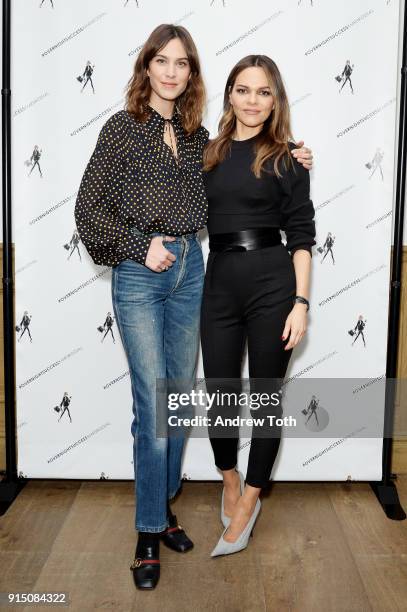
[291,140,313,170]
[281,303,308,350]
[145,236,176,273]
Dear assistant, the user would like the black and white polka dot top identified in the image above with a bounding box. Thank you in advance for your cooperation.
[74,105,209,267]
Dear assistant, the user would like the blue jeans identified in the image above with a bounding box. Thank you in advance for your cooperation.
[111,232,204,532]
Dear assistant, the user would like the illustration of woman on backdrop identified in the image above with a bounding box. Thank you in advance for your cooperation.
[16,311,32,343]
[28,145,42,178]
[351,315,367,347]
[74,24,313,590]
[339,60,354,94]
[79,61,95,94]
[321,231,335,264]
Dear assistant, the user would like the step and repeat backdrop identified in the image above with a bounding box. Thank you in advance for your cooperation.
[12,0,401,480]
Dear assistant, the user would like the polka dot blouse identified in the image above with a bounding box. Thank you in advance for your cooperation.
[74,105,210,267]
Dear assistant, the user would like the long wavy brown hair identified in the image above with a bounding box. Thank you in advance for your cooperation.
[124,24,206,136]
[203,55,296,178]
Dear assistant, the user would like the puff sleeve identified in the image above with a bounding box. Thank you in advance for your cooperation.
[74,112,152,267]
[195,125,210,162]
[278,144,316,257]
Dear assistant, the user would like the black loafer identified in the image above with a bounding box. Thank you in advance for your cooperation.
[160,513,193,553]
[130,533,160,589]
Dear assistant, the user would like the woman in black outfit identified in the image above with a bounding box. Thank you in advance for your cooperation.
[200,55,316,556]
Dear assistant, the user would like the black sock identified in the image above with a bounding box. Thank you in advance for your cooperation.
[137,530,162,544]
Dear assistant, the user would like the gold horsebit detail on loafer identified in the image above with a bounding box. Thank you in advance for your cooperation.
[129,524,184,568]
[130,557,161,569]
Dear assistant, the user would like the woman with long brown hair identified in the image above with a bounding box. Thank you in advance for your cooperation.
[200,55,316,557]
[75,25,313,589]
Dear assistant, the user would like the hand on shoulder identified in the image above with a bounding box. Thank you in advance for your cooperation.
[289,140,313,171]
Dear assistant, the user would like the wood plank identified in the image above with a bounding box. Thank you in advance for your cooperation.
[0,480,80,595]
[0,478,404,609]
[254,482,372,611]
[25,482,267,611]
[328,475,407,612]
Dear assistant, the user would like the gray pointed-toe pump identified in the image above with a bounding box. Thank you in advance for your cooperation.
[211,497,261,558]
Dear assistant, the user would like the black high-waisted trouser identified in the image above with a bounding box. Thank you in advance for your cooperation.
[200,242,296,489]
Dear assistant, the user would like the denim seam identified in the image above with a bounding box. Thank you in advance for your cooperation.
[170,236,189,293]
[111,269,140,482]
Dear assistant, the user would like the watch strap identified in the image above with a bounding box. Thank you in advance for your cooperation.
[293,296,309,311]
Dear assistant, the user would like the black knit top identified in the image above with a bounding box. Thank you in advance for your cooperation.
[203,135,316,257]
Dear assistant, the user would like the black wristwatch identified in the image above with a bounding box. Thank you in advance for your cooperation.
[293,296,309,311]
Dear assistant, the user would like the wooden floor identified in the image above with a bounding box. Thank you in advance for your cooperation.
[0,477,407,611]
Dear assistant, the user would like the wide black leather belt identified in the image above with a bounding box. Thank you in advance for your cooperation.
[209,228,281,252]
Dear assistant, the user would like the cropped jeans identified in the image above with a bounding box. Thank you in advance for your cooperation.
[111,232,204,532]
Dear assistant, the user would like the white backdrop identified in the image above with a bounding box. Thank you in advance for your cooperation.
[12,0,402,481]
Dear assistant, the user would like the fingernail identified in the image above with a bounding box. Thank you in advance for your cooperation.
[281,335,285,340]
